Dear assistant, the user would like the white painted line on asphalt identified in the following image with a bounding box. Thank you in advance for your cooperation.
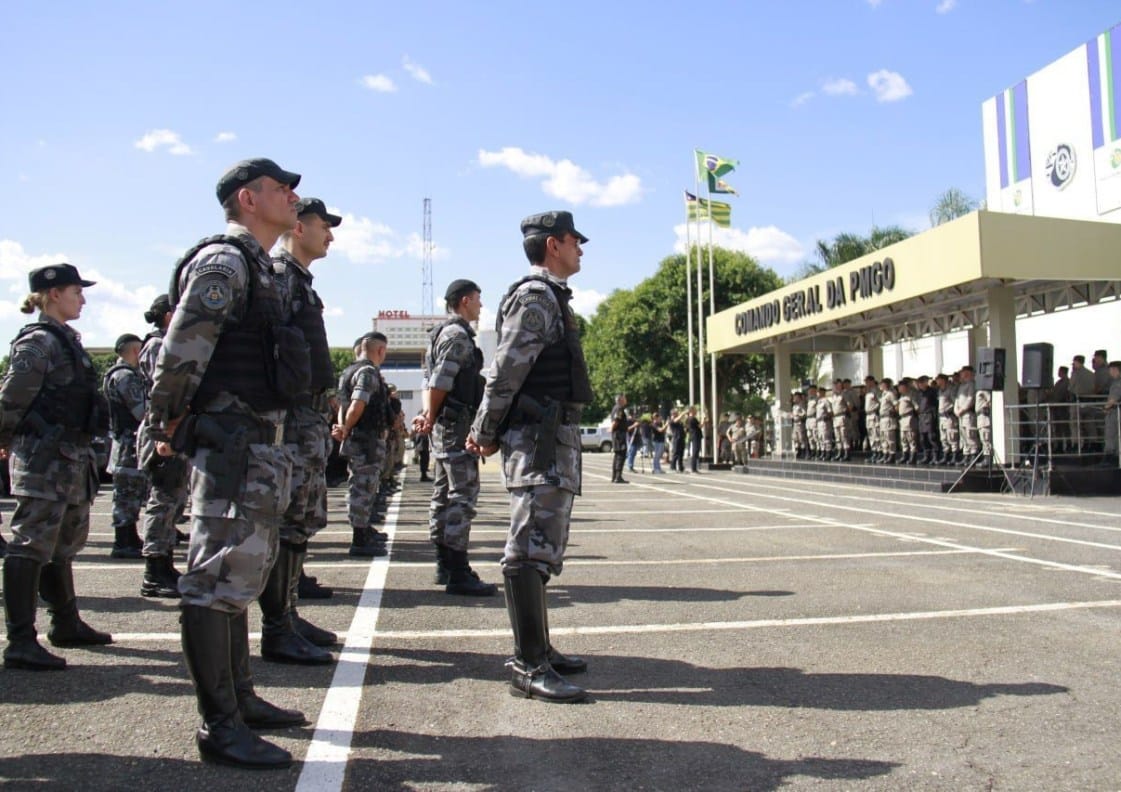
[391,524,826,536]
[374,598,1121,641]
[72,561,379,572]
[295,488,402,792]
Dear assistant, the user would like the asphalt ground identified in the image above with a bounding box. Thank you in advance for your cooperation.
[2,456,1120,791]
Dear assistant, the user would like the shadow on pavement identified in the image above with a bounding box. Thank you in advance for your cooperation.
[545,584,787,607]
[0,649,188,704]
[341,730,899,791]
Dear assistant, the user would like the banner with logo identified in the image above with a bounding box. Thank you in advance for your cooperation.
[1088,23,1121,215]
[982,81,1035,215]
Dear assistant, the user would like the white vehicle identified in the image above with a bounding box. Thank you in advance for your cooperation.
[579,425,613,453]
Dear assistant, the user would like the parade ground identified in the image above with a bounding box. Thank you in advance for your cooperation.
[2,458,1120,791]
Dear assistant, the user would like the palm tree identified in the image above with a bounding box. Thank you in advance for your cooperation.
[929,188,977,227]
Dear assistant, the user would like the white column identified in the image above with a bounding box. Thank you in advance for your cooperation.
[867,346,884,379]
[985,286,1019,463]
[773,343,792,457]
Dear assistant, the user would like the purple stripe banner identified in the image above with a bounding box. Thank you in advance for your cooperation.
[996,91,1009,189]
[1012,80,1031,181]
[1088,37,1104,149]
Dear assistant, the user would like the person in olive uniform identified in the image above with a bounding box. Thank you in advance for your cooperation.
[148,158,309,769]
[104,333,149,558]
[0,264,112,671]
[415,278,495,596]
[467,210,592,704]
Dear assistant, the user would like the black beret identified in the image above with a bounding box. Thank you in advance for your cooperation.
[149,294,172,315]
[520,210,588,244]
[29,263,95,292]
[444,279,481,301]
[295,197,342,227]
[216,158,300,204]
[114,333,143,353]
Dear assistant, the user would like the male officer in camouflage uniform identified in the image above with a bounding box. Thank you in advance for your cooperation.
[467,210,592,704]
[863,375,881,463]
[804,386,819,460]
[955,365,979,464]
[334,333,391,557]
[790,392,807,459]
[828,380,851,461]
[415,278,495,596]
[916,375,941,464]
[137,294,189,598]
[936,373,959,465]
[878,378,899,463]
[816,384,834,460]
[148,158,308,770]
[1101,361,1121,466]
[897,379,919,464]
[975,386,994,464]
[104,333,149,558]
[257,197,343,665]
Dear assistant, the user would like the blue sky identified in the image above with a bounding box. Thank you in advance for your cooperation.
[1,0,1118,348]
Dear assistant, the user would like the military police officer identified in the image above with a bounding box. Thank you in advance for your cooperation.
[467,210,592,704]
[415,278,495,596]
[955,365,979,464]
[104,333,149,559]
[148,158,309,769]
[0,264,112,671]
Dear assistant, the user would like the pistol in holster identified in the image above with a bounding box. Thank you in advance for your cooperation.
[23,412,64,476]
[513,394,561,473]
[172,413,254,500]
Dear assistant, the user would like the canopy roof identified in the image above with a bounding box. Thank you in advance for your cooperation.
[707,211,1121,355]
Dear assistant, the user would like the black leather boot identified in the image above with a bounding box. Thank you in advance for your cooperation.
[259,545,332,665]
[503,569,586,703]
[287,544,337,648]
[141,554,182,598]
[3,556,66,670]
[110,524,143,559]
[433,542,450,585]
[297,569,333,599]
[445,548,497,597]
[348,525,387,558]
[230,610,306,729]
[40,560,111,647]
[541,580,586,675]
[180,605,292,769]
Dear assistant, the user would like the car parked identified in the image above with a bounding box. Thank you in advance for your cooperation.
[580,425,613,453]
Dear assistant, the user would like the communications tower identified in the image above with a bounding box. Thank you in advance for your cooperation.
[421,197,434,316]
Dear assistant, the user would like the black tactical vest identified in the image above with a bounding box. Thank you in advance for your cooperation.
[14,322,99,434]
[428,318,485,409]
[339,361,386,433]
[498,275,593,404]
[169,235,292,413]
[279,257,334,393]
[102,362,142,434]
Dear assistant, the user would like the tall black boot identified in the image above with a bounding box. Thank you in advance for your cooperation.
[348,525,387,558]
[259,545,332,665]
[287,544,337,648]
[3,556,65,670]
[445,547,497,596]
[503,568,586,703]
[541,579,586,675]
[229,610,306,729]
[433,542,450,585]
[141,554,182,598]
[180,605,292,769]
[39,560,111,647]
[110,524,143,559]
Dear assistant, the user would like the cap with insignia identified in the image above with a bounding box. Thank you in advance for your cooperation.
[29,263,96,292]
[444,278,481,301]
[520,210,588,244]
[216,158,301,204]
[114,333,143,353]
[295,197,342,227]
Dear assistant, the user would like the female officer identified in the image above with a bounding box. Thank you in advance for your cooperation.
[0,263,111,670]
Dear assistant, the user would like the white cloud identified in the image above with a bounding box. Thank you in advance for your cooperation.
[672,223,805,269]
[361,74,397,93]
[328,212,449,264]
[324,306,344,317]
[867,0,884,6]
[867,69,913,102]
[402,56,433,85]
[822,78,858,96]
[790,91,815,108]
[936,0,957,12]
[570,286,607,318]
[214,131,237,143]
[134,129,193,156]
[478,147,643,207]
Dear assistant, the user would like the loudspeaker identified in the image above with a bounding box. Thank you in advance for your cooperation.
[976,347,1006,391]
[1022,342,1054,389]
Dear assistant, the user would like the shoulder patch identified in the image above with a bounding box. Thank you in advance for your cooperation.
[194,260,238,279]
[198,276,231,311]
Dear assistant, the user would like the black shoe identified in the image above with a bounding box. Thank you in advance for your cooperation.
[39,561,112,647]
[229,611,307,729]
[297,570,333,600]
[445,548,497,597]
[3,557,66,671]
[181,605,293,769]
[110,524,143,559]
[348,526,388,557]
[503,569,586,703]
[259,545,332,666]
[419,475,433,482]
[293,611,338,647]
[141,554,182,599]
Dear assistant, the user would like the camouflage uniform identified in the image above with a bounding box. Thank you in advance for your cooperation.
[104,358,150,537]
[975,389,993,457]
[137,331,190,557]
[340,362,388,532]
[879,387,899,458]
[426,320,483,552]
[791,400,807,456]
[816,394,834,455]
[864,387,881,457]
[897,387,918,457]
[805,392,819,456]
[148,223,294,613]
[938,381,960,458]
[955,378,979,457]
[828,388,849,456]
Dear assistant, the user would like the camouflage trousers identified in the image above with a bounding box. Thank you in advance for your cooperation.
[141,455,190,557]
[429,451,479,552]
[879,419,898,455]
[832,416,849,451]
[900,416,918,454]
[504,485,574,578]
[978,417,993,456]
[179,438,293,614]
[939,414,960,453]
[866,417,881,454]
[806,421,818,452]
[5,495,91,565]
[792,422,807,451]
[111,467,149,530]
[959,412,979,455]
[818,420,835,452]
[343,433,386,529]
[281,407,330,545]
[1106,410,1119,454]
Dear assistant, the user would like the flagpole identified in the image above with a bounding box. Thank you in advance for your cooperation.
[685,196,695,407]
[694,157,707,459]
[706,182,718,459]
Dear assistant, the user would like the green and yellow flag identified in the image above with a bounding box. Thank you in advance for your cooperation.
[684,191,731,227]
[695,150,738,181]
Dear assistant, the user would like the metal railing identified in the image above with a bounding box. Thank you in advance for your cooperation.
[1004,397,1119,469]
